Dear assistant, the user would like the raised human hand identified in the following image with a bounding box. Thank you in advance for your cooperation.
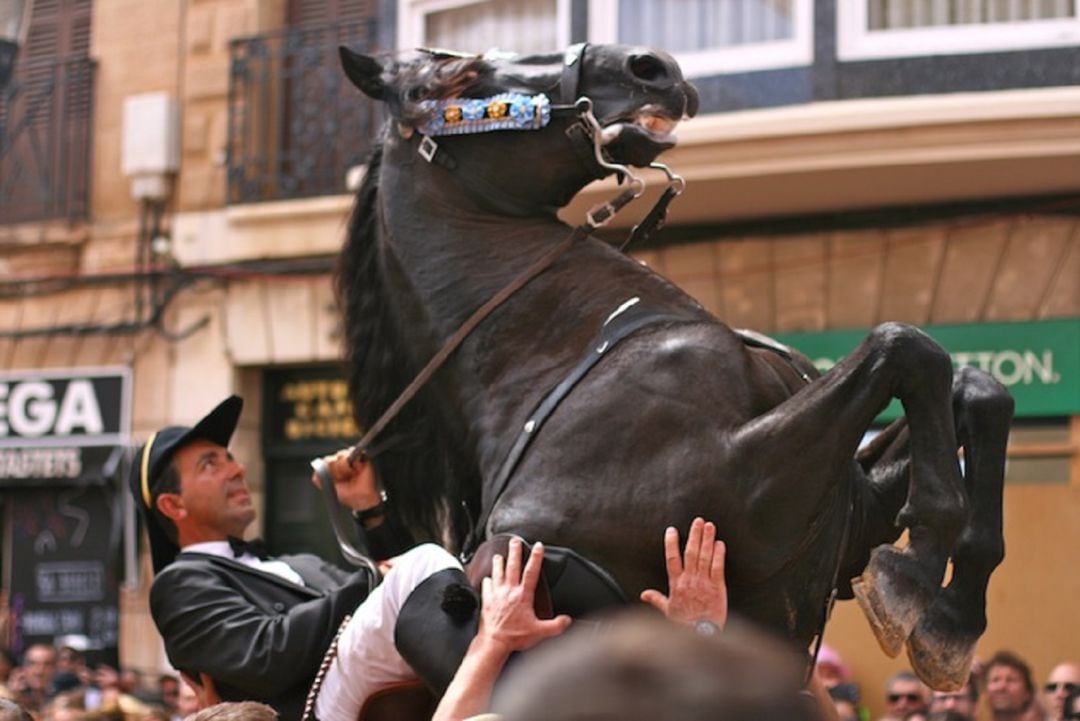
[480,538,572,653]
[640,516,728,629]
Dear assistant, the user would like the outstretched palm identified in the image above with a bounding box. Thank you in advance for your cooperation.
[640,517,728,629]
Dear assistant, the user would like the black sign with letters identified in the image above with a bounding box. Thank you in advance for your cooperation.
[0,369,129,448]
[0,368,129,662]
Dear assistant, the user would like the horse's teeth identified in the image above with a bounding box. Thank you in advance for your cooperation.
[636,114,676,135]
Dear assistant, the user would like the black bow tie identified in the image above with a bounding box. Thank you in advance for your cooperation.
[228,536,269,560]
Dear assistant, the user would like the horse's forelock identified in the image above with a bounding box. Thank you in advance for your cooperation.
[394,56,493,123]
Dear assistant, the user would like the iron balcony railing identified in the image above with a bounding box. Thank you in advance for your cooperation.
[227,20,382,204]
[0,54,94,225]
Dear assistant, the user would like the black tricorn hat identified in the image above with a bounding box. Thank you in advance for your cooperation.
[128,395,243,573]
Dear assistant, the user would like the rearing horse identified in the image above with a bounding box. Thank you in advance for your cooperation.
[335,43,1012,689]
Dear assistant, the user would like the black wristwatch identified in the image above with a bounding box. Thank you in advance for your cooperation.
[352,489,389,522]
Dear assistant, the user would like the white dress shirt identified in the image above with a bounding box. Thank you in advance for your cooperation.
[182,540,305,586]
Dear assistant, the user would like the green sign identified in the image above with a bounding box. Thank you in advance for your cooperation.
[773,318,1080,418]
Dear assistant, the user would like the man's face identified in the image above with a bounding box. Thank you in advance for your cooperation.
[931,685,976,719]
[1045,663,1080,721]
[23,645,56,690]
[887,679,928,717]
[165,439,255,540]
[986,663,1032,714]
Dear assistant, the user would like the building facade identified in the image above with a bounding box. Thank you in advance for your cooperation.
[1,1,1077,715]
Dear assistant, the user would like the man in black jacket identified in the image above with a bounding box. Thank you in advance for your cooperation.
[130,395,463,721]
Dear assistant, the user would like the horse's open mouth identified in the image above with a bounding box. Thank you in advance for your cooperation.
[600,105,680,147]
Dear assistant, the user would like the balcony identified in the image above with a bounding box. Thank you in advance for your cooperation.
[0,54,94,225]
[227,20,382,204]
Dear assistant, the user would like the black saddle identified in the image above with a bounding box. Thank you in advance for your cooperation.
[393,535,628,696]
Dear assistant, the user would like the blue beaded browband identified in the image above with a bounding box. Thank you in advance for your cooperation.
[415,92,552,136]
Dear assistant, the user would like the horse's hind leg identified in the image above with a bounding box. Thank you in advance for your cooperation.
[906,367,1012,689]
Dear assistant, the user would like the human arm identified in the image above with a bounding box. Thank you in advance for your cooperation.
[640,516,728,630]
[150,559,370,698]
[433,538,572,721]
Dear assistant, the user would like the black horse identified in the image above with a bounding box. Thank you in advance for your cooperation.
[334,43,1012,690]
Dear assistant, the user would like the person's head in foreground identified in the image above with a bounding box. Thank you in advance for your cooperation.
[492,611,820,721]
[183,701,278,721]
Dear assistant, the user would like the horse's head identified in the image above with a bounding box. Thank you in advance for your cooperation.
[340,44,698,212]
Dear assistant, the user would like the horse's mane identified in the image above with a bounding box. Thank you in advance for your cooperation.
[335,140,478,549]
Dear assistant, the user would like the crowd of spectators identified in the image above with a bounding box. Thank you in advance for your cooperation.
[0,627,1073,721]
[0,641,199,721]
[815,645,1079,721]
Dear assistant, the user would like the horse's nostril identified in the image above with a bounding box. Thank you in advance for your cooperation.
[629,54,668,83]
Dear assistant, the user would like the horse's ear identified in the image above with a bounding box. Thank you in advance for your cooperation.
[340,46,388,100]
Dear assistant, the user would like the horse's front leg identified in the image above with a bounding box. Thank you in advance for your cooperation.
[907,366,1011,689]
[849,367,1011,689]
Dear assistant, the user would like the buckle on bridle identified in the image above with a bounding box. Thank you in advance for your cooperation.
[418,135,438,163]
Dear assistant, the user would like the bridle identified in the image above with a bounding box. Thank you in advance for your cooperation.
[404,43,684,218]
[315,42,686,575]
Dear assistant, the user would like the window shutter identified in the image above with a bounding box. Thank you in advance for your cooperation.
[288,0,375,27]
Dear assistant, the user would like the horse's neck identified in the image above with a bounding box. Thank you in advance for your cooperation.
[377,146,569,343]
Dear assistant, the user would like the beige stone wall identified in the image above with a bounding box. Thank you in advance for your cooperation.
[635,214,1080,331]
[90,0,182,226]
[178,0,287,213]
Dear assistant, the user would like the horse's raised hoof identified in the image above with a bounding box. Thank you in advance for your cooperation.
[905,589,982,691]
[853,545,935,658]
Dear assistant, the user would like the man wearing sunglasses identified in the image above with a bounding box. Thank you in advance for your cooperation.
[879,671,929,721]
[1044,662,1080,721]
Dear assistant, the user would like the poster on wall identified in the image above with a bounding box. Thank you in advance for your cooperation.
[0,367,130,663]
[6,486,122,666]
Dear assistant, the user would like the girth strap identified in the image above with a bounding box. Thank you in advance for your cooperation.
[464,300,689,555]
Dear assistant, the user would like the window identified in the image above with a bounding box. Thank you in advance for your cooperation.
[226,0,381,203]
[838,0,1080,60]
[399,0,813,76]
[589,0,813,76]
[0,0,93,224]
[400,0,570,55]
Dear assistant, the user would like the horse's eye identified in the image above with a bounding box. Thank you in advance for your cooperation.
[628,54,668,83]
[406,86,428,102]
